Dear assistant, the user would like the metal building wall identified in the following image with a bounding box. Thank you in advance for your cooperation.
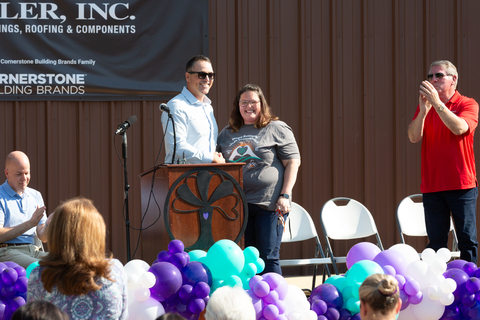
[1,1,480,274]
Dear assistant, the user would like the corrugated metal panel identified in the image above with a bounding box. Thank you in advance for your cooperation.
[1,1,480,275]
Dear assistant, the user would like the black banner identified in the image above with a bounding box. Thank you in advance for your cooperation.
[0,0,208,100]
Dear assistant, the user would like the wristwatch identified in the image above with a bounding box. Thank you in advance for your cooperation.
[437,103,445,113]
[279,194,290,199]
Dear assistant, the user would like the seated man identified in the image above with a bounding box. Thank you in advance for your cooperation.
[0,151,51,268]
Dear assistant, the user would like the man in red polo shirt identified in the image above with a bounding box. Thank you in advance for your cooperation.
[408,60,478,263]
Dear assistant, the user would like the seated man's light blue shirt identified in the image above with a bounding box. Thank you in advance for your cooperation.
[0,180,47,244]
[161,87,218,164]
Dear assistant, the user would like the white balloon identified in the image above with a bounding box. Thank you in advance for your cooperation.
[139,271,156,288]
[397,305,416,320]
[429,259,447,275]
[436,248,451,262]
[286,311,301,320]
[410,289,445,320]
[128,297,165,320]
[134,286,151,302]
[440,278,456,293]
[124,259,151,274]
[127,274,140,290]
[421,248,436,263]
[427,285,440,300]
[301,310,317,320]
[389,244,420,266]
[406,260,433,289]
[439,293,454,306]
[430,274,445,287]
[282,285,310,315]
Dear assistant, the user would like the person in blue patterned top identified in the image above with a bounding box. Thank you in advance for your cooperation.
[27,197,128,319]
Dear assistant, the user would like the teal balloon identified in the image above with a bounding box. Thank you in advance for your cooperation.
[206,240,245,279]
[239,262,257,284]
[346,297,360,314]
[224,275,243,288]
[25,261,39,279]
[351,281,361,299]
[326,276,348,293]
[347,260,384,284]
[254,257,265,274]
[243,246,260,263]
[211,278,225,293]
[342,285,355,301]
[188,250,207,262]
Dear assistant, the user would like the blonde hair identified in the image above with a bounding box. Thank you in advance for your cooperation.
[40,197,113,295]
[359,274,399,316]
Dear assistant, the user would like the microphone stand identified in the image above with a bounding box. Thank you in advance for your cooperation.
[169,112,177,164]
[121,132,132,261]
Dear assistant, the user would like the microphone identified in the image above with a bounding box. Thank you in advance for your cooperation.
[115,115,137,135]
[159,103,170,113]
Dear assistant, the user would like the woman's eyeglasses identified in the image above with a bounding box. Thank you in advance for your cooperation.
[427,72,453,80]
[188,71,215,80]
[239,100,260,107]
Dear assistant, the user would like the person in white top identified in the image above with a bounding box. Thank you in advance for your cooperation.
[161,55,226,164]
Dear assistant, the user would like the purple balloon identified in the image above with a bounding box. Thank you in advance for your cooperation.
[325,307,340,320]
[318,316,328,320]
[9,296,25,313]
[253,281,270,298]
[339,308,352,320]
[409,290,423,305]
[13,267,26,278]
[263,304,279,320]
[312,299,328,315]
[1,268,18,286]
[404,279,420,296]
[444,268,470,299]
[188,298,205,314]
[168,239,185,254]
[263,273,288,300]
[382,265,396,276]
[462,292,476,308]
[346,242,382,269]
[373,249,408,276]
[395,274,406,289]
[399,289,410,311]
[193,282,210,299]
[13,277,28,293]
[351,313,361,320]
[179,285,194,302]
[1,285,16,300]
[263,290,279,305]
[3,262,19,269]
[310,284,343,309]
[157,250,172,262]
[171,252,190,270]
[149,262,183,301]
[447,260,468,270]
[441,303,461,320]
[181,261,212,287]
[466,277,480,293]
[463,262,478,277]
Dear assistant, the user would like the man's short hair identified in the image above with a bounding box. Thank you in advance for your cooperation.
[430,60,458,88]
[12,300,69,320]
[186,55,211,72]
[205,286,256,320]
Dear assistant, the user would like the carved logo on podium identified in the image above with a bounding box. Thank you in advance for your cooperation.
[164,167,248,251]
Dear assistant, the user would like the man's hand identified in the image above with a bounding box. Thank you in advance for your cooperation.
[212,152,226,164]
[420,80,442,108]
[29,205,46,228]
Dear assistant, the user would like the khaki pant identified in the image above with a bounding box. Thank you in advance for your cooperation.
[0,245,48,269]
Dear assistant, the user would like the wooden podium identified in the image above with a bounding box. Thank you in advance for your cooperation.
[139,163,247,264]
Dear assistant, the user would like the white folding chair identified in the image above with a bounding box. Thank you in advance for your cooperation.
[320,197,384,275]
[396,194,460,258]
[280,202,332,290]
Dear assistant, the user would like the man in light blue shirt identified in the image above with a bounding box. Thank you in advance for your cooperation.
[161,55,226,164]
[0,151,52,268]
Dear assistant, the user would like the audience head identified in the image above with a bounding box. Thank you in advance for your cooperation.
[205,286,255,320]
[4,151,31,195]
[359,274,401,320]
[156,312,186,320]
[12,300,69,320]
[40,196,112,295]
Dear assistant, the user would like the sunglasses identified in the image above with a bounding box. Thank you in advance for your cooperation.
[427,72,453,80]
[188,71,215,80]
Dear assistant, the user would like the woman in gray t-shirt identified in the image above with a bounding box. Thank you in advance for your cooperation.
[217,84,301,275]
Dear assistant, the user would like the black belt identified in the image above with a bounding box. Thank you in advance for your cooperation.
[0,243,31,248]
